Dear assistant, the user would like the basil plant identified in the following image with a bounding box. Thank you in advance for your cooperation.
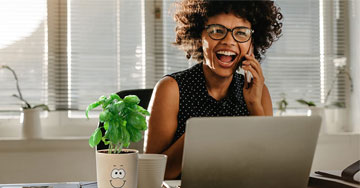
[86,93,150,154]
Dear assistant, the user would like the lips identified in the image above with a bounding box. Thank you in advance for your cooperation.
[215,50,238,68]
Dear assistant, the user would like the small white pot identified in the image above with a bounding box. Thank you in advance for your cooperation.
[96,149,138,188]
[138,154,167,188]
[20,108,42,139]
[324,108,350,133]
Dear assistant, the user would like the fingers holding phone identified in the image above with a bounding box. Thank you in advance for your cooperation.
[242,44,265,107]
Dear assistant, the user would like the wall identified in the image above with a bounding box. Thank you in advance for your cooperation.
[349,0,360,132]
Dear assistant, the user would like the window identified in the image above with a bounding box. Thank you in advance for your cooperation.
[0,0,48,118]
[0,0,351,119]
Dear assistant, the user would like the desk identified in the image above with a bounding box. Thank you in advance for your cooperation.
[0,182,97,188]
[1,178,358,188]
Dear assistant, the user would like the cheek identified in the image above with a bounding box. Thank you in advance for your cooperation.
[239,43,251,56]
[202,37,216,61]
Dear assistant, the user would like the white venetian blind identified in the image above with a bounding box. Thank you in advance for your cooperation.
[153,0,189,81]
[0,0,48,117]
[0,0,350,118]
[66,0,148,116]
[261,0,348,109]
[155,0,348,110]
[262,0,321,109]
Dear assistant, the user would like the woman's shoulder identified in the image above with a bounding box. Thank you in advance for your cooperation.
[153,76,179,100]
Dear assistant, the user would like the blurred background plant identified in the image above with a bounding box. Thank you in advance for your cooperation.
[296,99,316,107]
[0,65,49,110]
[324,57,353,108]
[276,93,288,115]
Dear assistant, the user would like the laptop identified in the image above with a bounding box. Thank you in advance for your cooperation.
[181,116,321,188]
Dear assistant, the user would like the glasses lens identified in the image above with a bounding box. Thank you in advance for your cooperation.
[206,25,226,40]
[233,27,252,42]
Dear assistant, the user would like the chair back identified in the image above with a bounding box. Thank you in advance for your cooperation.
[96,88,153,152]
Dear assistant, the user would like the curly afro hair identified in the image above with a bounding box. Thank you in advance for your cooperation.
[173,0,283,62]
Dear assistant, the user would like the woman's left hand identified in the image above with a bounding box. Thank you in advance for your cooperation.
[242,54,265,115]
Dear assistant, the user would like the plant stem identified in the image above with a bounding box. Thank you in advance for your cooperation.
[1,66,31,108]
[108,144,113,154]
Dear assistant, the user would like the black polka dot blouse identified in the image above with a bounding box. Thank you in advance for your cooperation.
[166,62,250,144]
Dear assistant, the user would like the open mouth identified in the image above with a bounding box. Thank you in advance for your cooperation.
[109,179,126,188]
[216,50,237,63]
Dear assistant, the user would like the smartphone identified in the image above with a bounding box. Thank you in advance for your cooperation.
[236,43,253,84]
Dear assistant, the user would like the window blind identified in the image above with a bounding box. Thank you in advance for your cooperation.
[262,0,321,109]
[157,0,348,110]
[66,0,149,117]
[0,0,350,118]
[261,0,348,109]
[0,0,48,117]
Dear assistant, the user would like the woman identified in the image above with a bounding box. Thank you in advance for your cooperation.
[145,0,283,179]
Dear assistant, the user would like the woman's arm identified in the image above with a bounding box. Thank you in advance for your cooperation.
[261,84,273,116]
[145,76,183,179]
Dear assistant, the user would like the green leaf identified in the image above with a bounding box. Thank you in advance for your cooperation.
[89,128,102,148]
[99,110,111,122]
[103,98,114,109]
[136,105,150,116]
[85,101,101,119]
[120,126,131,148]
[124,95,140,105]
[110,93,122,102]
[103,121,109,131]
[98,95,107,102]
[127,124,143,142]
[32,104,50,111]
[127,112,147,130]
[296,99,316,107]
[108,122,120,144]
[102,137,110,145]
[115,101,126,113]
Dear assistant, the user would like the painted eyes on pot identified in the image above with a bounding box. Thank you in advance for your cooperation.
[111,168,126,179]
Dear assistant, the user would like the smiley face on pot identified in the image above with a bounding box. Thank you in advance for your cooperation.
[109,165,126,188]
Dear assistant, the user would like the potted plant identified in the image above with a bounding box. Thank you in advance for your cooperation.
[276,93,288,116]
[85,93,150,188]
[297,99,326,134]
[1,65,49,139]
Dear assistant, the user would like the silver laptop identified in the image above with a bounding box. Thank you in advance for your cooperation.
[181,116,321,188]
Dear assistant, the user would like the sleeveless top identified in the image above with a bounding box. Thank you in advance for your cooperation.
[167,63,250,144]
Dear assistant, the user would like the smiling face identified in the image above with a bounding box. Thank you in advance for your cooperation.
[109,166,126,188]
[202,12,252,78]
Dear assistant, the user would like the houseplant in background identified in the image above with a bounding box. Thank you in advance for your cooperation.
[276,93,288,116]
[0,65,49,139]
[323,57,353,132]
[297,99,326,134]
[296,99,317,116]
[85,93,150,188]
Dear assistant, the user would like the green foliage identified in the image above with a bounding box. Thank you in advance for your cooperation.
[86,93,150,154]
[296,99,316,107]
[277,93,288,113]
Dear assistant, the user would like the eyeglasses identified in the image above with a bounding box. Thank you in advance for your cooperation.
[205,24,254,43]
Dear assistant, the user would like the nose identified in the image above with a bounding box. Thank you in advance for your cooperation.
[220,31,236,46]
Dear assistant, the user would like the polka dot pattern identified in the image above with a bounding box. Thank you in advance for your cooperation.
[167,63,250,144]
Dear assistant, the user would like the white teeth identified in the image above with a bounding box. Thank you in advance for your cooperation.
[216,51,236,56]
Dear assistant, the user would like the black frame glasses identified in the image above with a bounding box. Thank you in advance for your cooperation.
[205,24,254,43]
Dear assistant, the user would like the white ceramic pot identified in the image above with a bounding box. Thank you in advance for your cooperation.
[96,149,139,188]
[20,108,42,139]
[324,108,350,133]
[137,154,167,188]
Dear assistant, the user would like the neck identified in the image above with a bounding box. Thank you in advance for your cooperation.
[202,63,233,101]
